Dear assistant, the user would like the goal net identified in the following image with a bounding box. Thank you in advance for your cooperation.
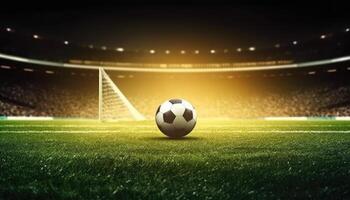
[99,68,145,121]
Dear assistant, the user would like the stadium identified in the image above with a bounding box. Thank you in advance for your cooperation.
[1,4,350,199]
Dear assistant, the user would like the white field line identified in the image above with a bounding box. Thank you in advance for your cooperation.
[200,125,350,128]
[335,116,350,120]
[220,130,350,133]
[0,130,121,134]
[265,117,350,121]
[264,117,308,121]
[0,125,154,128]
[6,116,54,120]
[1,130,350,134]
[1,124,350,128]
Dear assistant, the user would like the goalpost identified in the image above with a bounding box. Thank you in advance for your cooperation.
[98,68,145,121]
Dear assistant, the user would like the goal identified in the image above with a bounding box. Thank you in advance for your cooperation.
[98,68,145,121]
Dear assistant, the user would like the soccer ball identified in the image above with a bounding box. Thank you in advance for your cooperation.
[155,99,197,138]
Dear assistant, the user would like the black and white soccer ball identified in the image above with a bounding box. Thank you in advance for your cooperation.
[155,99,197,138]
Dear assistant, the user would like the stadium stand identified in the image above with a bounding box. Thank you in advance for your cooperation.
[1,26,350,119]
[1,62,350,119]
[0,68,97,118]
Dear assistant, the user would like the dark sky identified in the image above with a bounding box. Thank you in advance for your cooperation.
[1,2,349,50]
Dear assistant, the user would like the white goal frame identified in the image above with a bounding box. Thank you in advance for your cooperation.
[98,68,145,121]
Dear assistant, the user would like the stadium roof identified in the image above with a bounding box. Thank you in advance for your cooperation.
[1,52,350,73]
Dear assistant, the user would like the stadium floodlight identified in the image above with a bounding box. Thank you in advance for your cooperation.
[99,68,145,121]
[327,69,337,73]
[249,47,255,51]
[6,27,12,32]
[23,68,34,72]
[194,50,199,54]
[0,65,11,69]
[116,47,124,52]
[320,35,326,39]
[346,28,350,32]
[101,46,107,50]
[292,41,298,45]
[33,34,39,39]
[150,49,156,54]
[45,70,55,74]
[210,49,216,54]
[236,48,242,52]
[180,50,186,54]
[165,50,170,54]
[64,41,69,45]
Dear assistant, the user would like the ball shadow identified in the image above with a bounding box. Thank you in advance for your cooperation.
[145,136,203,141]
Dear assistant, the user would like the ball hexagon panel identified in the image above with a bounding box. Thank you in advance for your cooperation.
[155,112,164,124]
[192,109,197,120]
[186,119,196,131]
[157,121,175,134]
[182,99,194,110]
[159,101,172,113]
[170,103,186,116]
[173,116,188,128]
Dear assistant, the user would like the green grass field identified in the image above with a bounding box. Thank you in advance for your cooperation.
[1,119,350,199]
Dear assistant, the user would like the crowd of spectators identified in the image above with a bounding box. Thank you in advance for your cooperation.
[0,79,98,118]
[1,72,350,119]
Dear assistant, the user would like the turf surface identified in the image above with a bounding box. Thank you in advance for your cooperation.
[0,119,350,199]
